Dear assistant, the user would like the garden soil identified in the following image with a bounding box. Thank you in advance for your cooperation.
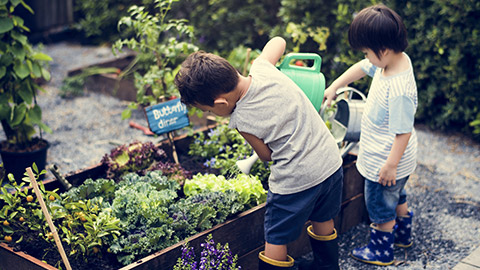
[2,42,479,270]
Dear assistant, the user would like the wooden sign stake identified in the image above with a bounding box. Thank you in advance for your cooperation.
[167,132,180,164]
[26,167,72,270]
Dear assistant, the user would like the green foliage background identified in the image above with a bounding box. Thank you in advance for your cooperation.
[73,0,480,140]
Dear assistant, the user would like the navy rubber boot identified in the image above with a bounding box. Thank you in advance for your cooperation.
[350,224,395,266]
[259,251,295,270]
[395,211,413,248]
[298,225,339,270]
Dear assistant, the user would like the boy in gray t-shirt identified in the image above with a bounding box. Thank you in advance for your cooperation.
[175,36,343,270]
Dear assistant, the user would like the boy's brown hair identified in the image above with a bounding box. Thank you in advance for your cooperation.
[348,4,408,59]
[174,51,239,106]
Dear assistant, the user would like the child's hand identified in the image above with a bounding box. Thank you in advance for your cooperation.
[378,163,397,186]
[323,86,338,107]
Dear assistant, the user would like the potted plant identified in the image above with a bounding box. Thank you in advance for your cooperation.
[0,1,52,181]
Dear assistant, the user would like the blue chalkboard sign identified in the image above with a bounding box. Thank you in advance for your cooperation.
[145,98,189,135]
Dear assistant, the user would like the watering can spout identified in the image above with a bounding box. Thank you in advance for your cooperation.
[236,153,259,174]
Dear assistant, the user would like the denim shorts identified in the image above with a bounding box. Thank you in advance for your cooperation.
[364,176,409,224]
[264,167,343,245]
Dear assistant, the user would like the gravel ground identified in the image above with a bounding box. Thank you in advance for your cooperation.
[3,42,480,269]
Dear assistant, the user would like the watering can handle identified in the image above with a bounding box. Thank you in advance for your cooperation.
[278,53,322,73]
[336,87,367,101]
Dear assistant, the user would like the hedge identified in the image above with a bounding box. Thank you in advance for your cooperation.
[73,0,480,140]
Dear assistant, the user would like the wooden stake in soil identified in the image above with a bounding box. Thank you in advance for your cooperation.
[168,132,180,164]
[26,167,73,270]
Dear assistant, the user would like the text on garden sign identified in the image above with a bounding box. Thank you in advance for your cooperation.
[145,98,190,135]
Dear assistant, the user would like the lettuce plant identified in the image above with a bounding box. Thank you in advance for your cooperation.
[183,173,266,209]
[101,141,168,181]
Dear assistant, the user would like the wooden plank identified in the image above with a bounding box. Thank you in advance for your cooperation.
[453,246,480,269]
[462,246,480,267]
[453,262,480,270]
[334,158,369,234]
[0,243,56,270]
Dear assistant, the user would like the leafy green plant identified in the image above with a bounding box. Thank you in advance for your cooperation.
[0,0,52,150]
[174,234,241,270]
[184,173,266,209]
[171,0,281,54]
[169,190,244,239]
[73,0,154,44]
[188,124,271,183]
[101,141,168,181]
[0,164,48,244]
[60,197,121,261]
[112,0,198,120]
[108,171,180,264]
[1,165,122,267]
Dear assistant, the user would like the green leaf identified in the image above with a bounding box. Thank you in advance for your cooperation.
[19,1,34,14]
[3,227,14,234]
[0,104,10,120]
[10,104,26,126]
[37,122,52,134]
[32,52,52,61]
[31,62,41,78]
[10,0,22,6]
[11,15,24,29]
[0,17,13,34]
[28,104,41,124]
[0,54,13,66]
[10,43,26,61]
[17,84,33,104]
[11,30,27,44]
[13,61,29,79]
[0,66,5,79]
[121,108,132,120]
[41,68,51,81]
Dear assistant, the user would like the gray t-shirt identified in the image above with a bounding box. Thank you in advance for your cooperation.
[229,58,342,194]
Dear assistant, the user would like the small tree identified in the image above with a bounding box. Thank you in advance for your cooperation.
[112,0,198,120]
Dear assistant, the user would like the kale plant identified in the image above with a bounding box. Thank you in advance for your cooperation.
[169,190,244,239]
[108,171,180,265]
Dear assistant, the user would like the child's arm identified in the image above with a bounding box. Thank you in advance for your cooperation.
[378,132,411,186]
[324,61,367,107]
[238,131,272,162]
[257,36,286,65]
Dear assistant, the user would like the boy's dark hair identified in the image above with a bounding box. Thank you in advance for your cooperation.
[348,4,408,59]
[174,51,239,106]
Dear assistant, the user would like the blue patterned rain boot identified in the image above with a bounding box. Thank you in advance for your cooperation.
[395,211,413,248]
[350,224,395,266]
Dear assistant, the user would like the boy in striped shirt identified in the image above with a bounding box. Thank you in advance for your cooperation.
[324,4,417,266]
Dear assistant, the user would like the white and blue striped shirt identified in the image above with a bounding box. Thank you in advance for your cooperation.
[356,54,418,182]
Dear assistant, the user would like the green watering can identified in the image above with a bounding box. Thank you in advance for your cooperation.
[278,53,326,112]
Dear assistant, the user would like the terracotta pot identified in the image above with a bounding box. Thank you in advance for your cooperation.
[0,139,49,181]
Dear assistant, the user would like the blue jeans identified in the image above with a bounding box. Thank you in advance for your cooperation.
[364,176,409,224]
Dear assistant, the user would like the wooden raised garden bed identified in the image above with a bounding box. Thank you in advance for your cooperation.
[67,53,138,102]
[0,126,366,269]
